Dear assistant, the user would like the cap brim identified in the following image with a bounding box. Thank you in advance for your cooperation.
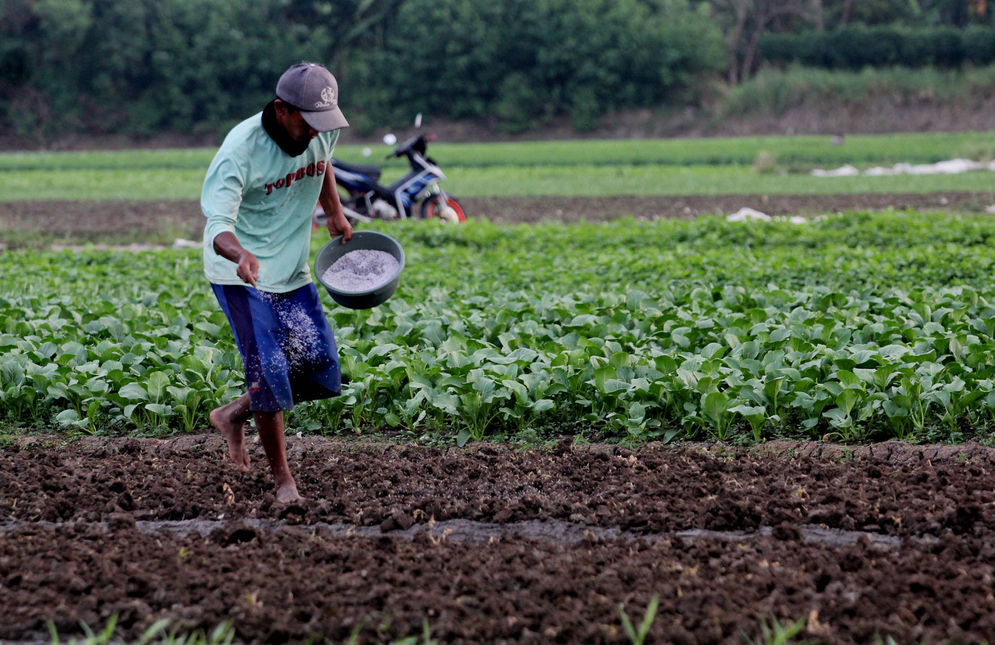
[300,107,349,132]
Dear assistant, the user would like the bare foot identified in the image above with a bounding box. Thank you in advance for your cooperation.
[275,480,303,504]
[210,405,251,472]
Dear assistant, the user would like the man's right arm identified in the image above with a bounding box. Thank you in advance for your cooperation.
[203,152,255,286]
[212,231,259,288]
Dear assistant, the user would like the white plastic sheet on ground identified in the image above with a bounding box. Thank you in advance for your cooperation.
[811,164,860,177]
[812,158,995,177]
[725,208,807,224]
[726,207,771,222]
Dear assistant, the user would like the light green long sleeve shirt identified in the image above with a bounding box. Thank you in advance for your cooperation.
[201,112,339,293]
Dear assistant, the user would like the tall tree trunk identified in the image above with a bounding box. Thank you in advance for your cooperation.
[811,0,824,30]
[726,1,750,85]
[841,0,854,25]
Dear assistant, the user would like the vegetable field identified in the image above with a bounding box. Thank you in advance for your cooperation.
[5,213,995,446]
[2,136,995,644]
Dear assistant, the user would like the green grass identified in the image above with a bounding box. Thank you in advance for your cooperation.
[444,164,995,197]
[3,162,995,201]
[1,168,207,201]
[48,615,235,645]
[0,147,214,171]
[367,131,995,168]
[3,131,995,200]
[4,131,995,170]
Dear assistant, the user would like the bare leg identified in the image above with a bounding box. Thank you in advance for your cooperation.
[209,393,252,472]
[254,410,302,503]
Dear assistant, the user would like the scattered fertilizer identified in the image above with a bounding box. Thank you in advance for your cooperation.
[322,249,400,292]
[258,292,325,369]
[276,301,321,367]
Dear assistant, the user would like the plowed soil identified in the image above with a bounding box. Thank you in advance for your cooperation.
[2,435,995,644]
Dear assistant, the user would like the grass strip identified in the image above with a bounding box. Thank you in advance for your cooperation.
[4,164,995,201]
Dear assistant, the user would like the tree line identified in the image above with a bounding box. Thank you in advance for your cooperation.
[1,0,992,140]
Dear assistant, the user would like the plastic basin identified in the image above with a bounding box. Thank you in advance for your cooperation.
[314,231,405,309]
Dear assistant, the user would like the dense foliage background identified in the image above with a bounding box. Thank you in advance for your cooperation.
[1,0,994,139]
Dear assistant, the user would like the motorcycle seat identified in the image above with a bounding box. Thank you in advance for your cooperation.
[331,158,382,181]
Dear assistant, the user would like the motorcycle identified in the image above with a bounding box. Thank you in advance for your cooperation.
[317,121,467,225]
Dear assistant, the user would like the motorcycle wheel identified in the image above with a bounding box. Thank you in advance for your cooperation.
[421,194,467,223]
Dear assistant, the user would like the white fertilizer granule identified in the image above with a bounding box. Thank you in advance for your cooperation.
[322,249,400,292]
[257,293,324,370]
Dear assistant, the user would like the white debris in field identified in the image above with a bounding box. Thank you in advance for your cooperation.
[811,164,859,177]
[726,207,771,222]
[726,208,810,225]
[812,158,995,177]
[322,249,399,292]
[172,238,201,249]
[986,205,995,214]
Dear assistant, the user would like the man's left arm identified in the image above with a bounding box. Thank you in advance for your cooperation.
[318,166,353,242]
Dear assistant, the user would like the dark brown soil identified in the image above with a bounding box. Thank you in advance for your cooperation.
[1,191,994,247]
[2,434,995,644]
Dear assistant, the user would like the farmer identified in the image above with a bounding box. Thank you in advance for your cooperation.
[201,61,353,503]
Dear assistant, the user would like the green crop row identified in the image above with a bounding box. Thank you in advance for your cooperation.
[378,131,995,169]
[4,131,995,171]
[3,163,995,202]
[3,131,995,201]
[3,212,995,445]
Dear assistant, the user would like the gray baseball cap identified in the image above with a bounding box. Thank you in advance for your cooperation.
[275,62,349,131]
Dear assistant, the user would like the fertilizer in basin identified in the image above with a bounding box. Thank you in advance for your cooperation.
[321,249,400,292]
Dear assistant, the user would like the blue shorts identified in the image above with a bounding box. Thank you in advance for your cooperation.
[211,283,341,412]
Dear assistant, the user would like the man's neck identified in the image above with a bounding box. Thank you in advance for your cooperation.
[262,100,310,157]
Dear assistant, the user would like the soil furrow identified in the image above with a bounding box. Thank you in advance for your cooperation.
[0,518,932,550]
[4,435,995,539]
[1,516,992,644]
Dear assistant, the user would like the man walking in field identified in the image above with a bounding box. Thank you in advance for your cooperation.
[201,61,353,503]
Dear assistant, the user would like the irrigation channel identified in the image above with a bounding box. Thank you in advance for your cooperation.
[2,434,995,643]
[0,517,929,550]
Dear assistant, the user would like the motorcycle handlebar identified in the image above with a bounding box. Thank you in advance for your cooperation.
[387,133,436,159]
